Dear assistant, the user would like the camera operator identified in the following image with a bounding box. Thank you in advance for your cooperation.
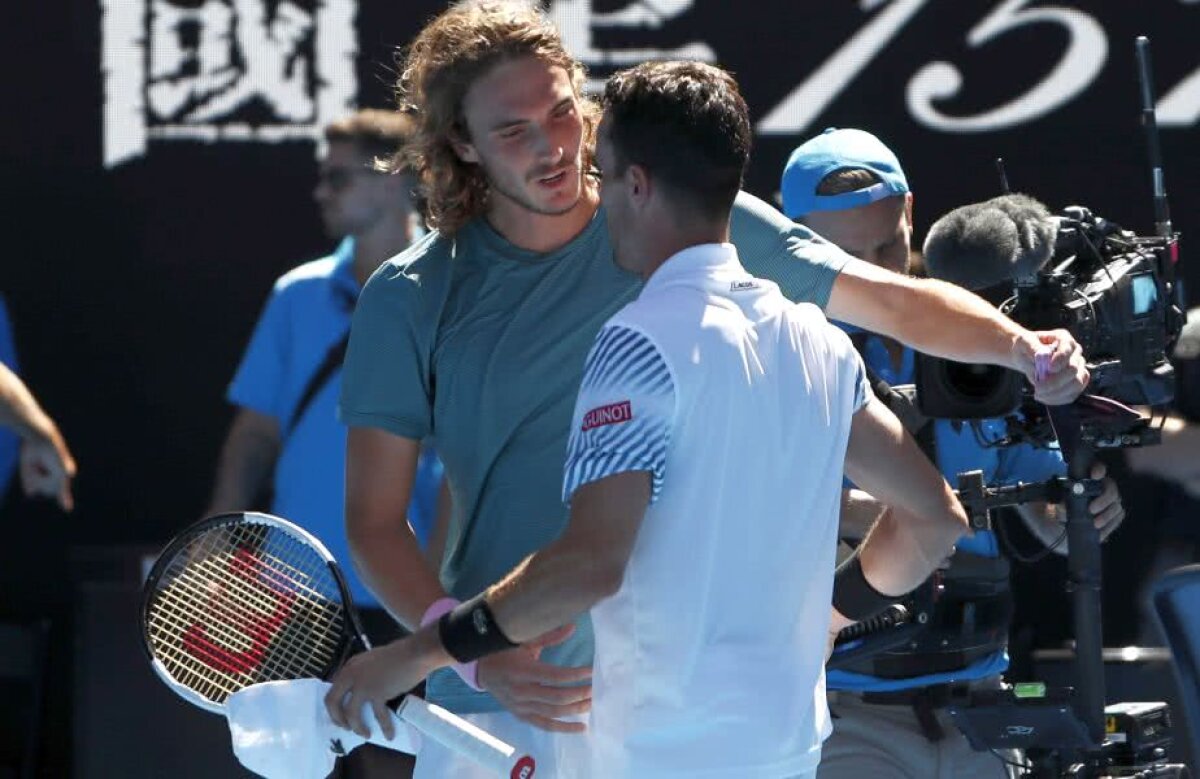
[779,128,1125,778]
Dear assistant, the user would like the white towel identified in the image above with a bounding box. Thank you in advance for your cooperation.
[226,679,422,779]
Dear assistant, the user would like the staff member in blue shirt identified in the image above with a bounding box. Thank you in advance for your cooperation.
[780,128,1125,779]
[203,110,445,778]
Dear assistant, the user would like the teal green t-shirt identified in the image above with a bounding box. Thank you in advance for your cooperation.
[339,191,849,712]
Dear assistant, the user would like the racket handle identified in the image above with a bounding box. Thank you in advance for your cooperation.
[395,696,536,778]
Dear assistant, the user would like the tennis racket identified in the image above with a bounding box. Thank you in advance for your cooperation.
[140,511,536,778]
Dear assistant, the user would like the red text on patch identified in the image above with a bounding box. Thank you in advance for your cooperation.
[583,401,633,431]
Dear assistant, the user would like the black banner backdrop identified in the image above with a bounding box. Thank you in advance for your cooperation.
[0,0,1197,545]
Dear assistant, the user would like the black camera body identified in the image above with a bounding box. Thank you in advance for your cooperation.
[917,206,1184,429]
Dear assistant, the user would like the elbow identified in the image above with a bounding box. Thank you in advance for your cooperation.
[577,554,627,601]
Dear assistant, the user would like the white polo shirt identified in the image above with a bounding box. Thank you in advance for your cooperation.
[563,243,870,778]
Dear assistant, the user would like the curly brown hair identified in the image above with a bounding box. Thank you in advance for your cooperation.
[394,0,598,234]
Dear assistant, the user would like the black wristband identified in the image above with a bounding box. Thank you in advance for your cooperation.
[437,594,519,664]
[832,550,894,622]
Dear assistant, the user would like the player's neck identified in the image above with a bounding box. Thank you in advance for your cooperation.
[486,181,600,254]
[640,217,730,281]
[351,213,414,286]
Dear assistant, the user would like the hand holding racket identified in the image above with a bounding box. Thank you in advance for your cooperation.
[322,625,449,740]
[140,511,536,778]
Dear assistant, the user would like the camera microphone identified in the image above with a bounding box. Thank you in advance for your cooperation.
[922,194,1058,290]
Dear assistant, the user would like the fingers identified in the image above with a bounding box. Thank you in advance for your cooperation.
[1085,470,1124,537]
[1027,330,1089,405]
[508,681,593,707]
[1088,478,1120,516]
[1091,479,1124,529]
[529,662,593,685]
[373,699,395,742]
[323,665,379,739]
[514,710,589,733]
[18,441,76,511]
[58,481,74,513]
[324,676,353,730]
[1037,330,1077,371]
[524,623,576,652]
[345,690,372,738]
[480,658,592,692]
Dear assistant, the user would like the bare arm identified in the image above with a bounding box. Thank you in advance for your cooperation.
[323,470,645,737]
[1125,415,1200,497]
[839,487,887,541]
[345,426,445,630]
[420,476,452,570]
[834,395,969,631]
[486,471,649,642]
[204,407,281,515]
[0,363,76,510]
[826,259,1088,405]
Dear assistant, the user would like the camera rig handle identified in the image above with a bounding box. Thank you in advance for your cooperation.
[953,471,1104,532]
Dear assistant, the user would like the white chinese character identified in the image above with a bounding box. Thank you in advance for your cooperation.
[549,0,716,92]
[102,0,356,167]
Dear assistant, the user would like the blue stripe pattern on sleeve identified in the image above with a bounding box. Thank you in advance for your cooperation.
[563,326,675,505]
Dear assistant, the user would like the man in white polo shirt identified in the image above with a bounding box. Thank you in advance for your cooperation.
[325,61,972,778]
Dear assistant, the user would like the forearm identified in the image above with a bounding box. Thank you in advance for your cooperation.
[901,278,1024,367]
[486,538,615,644]
[205,419,279,514]
[855,506,944,597]
[344,427,445,631]
[844,399,968,588]
[840,488,887,541]
[1125,415,1200,488]
[831,503,957,635]
[421,478,452,570]
[829,262,1024,368]
[846,403,969,540]
[0,363,55,441]
[346,520,445,630]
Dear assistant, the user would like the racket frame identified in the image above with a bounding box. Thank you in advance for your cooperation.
[140,511,368,713]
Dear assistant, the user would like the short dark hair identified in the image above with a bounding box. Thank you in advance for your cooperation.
[602,61,751,220]
[324,109,417,170]
[815,167,881,196]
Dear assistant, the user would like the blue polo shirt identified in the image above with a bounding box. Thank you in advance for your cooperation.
[229,239,443,608]
[830,326,1066,692]
[0,296,19,498]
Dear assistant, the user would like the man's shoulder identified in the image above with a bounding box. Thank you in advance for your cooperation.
[603,297,671,347]
[361,231,454,298]
[786,299,833,328]
[780,299,862,363]
[273,254,342,294]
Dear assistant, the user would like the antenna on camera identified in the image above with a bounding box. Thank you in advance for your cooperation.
[1135,36,1173,240]
[995,158,1011,195]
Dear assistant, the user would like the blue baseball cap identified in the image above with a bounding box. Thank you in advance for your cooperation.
[780,128,909,219]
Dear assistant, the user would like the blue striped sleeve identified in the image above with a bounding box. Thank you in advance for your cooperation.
[563,326,675,505]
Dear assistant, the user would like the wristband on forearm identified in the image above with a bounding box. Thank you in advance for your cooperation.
[419,597,485,691]
[832,550,894,622]
[438,593,519,665]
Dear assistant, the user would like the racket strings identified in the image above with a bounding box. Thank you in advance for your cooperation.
[152,561,338,678]
[146,521,351,705]
[151,543,341,696]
